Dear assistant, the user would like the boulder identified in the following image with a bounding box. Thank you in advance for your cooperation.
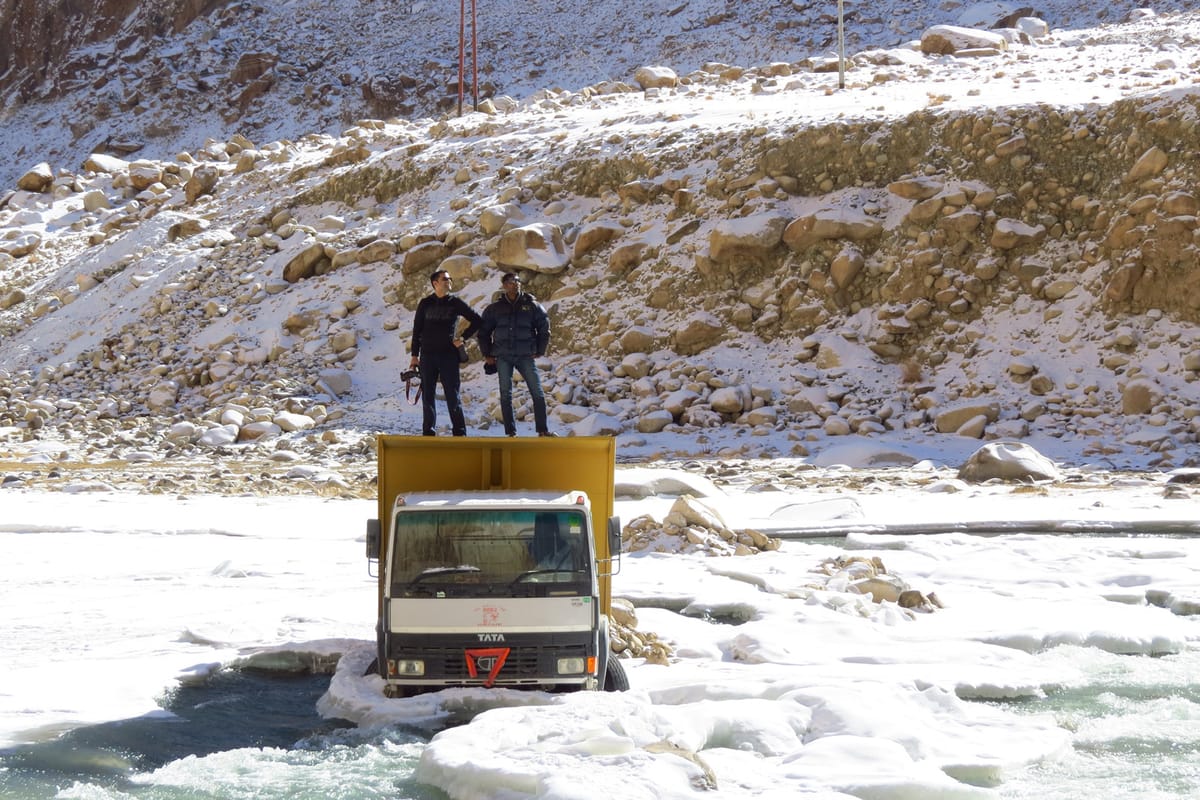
[128,160,163,190]
[990,218,1046,250]
[920,25,1009,55]
[83,153,129,174]
[634,65,677,90]
[185,165,220,204]
[957,442,1063,482]
[673,313,726,355]
[402,240,451,276]
[934,401,1000,433]
[708,213,789,267]
[782,208,883,251]
[281,242,329,283]
[17,162,54,192]
[573,221,624,259]
[497,223,569,273]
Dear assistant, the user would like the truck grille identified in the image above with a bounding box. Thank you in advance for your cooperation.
[418,645,586,681]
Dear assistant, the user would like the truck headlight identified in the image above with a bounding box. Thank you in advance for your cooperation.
[556,657,585,675]
[389,659,425,677]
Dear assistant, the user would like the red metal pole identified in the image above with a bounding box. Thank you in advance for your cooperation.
[471,0,478,110]
[458,0,465,116]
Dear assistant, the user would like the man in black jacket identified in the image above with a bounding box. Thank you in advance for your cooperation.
[409,269,481,436]
[479,272,554,436]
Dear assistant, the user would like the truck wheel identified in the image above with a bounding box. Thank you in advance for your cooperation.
[603,656,630,692]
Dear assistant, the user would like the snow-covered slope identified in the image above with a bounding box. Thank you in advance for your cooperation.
[3,1,1199,479]
[0,0,1160,190]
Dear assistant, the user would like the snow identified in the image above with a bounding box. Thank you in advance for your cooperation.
[3,460,1200,797]
[3,3,1199,474]
[4,1,1200,795]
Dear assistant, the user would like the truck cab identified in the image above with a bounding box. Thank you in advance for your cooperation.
[366,437,627,696]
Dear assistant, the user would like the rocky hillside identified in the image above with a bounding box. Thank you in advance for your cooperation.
[0,0,1155,189]
[3,3,1200,486]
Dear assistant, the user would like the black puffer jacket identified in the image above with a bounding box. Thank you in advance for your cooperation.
[479,291,550,359]
[411,294,481,357]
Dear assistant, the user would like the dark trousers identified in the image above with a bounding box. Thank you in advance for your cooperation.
[419,352,466,436]
[496,354,548,435]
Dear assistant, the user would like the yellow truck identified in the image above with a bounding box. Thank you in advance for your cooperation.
[365,435,628,696]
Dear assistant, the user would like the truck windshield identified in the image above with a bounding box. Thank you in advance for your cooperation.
[391,509,589,591]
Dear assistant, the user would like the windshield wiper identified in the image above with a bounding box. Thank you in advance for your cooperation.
[409,566,480,585]
[511,568,577,585]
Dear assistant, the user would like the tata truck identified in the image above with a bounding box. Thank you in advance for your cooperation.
[365,436,628,697]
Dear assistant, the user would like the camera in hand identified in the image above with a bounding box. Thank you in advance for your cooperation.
[401,368,419,382]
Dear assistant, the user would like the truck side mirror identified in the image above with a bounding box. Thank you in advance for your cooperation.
[607,516,622,557]
[366,518,380,561]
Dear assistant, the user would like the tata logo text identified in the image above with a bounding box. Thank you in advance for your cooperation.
[477,633,506,642]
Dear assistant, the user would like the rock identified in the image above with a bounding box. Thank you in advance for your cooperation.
[0,232,41,257]
[619,326,657,354]
[920,25,1009,55]
[991,218,1046,249]
[957,442,1063,482]
[782,208,883,251]
[82,189,111,211]
[673,313,725,355]
[480,203,524,236]
[238,421,282,441]
[934,401,1000,433]
[281,242,329,283]
[830,245,864,289]
[634,65,677,90]
[617,352,653,379]
[83,153,129,174]
[185,165,219,204]
[198,424,240,446]
[852,574,908,603]
[167,217,210,241]
[1,289,28,309]
[709,386,747,414]
[274,411,316,432]
[610,597,638,627]
[609,241,648,275]
[573,412,623,436]
[497,223,570,273]
[636,409,674,433]
[319,367,350,395]
[128,159,163,190]
[708,213,788,268]
[17,162,54,192]
[1126,146,1169,183]
[1121,378,1160,415]
[402,240,451,275]
[356,239,397,264]
[887,176,943,200]
[573,221,624,259]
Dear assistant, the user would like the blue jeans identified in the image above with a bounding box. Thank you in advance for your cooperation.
[419,351,466,436]
[496,355,548,435]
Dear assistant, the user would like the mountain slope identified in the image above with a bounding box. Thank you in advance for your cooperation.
[3,1,1199,483]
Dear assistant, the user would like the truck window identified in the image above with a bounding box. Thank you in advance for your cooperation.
[391,509,588,588]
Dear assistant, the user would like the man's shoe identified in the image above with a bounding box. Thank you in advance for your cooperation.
[538,431,558,437]
[422,430,436,436]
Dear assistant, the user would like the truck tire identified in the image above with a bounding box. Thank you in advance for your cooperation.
[603,655,630,692]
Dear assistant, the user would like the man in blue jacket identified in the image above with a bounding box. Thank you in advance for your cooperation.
[409,269,481,436]
[479,272,554,437]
